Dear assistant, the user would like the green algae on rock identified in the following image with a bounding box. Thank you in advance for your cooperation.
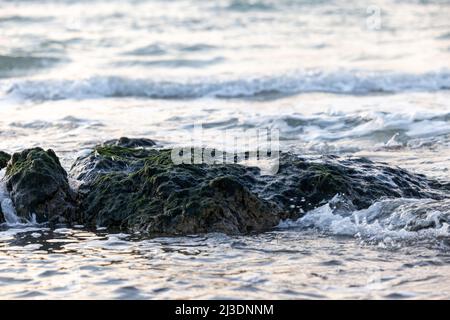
[260,153,449,216]
[102,137,156,148]
[5,148,77,224]
[71,146,280,235]
[0,151,10,170]
[2,139,449,236]
[69,142,450,236]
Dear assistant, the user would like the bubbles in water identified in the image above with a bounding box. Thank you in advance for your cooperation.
[281,195,450,246]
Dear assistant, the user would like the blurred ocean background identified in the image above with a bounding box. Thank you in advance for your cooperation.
[1,0,450,299]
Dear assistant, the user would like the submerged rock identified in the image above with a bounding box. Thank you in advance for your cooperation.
[69,143,450,236]
[4,148,77,224]
[0,151,10,169]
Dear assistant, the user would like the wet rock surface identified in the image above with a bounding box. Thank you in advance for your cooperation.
[71,146,280,235]
[69,142,450,235]
[4,148,77,224]
[259,153,449,217]
[0,151,10,170]
[102,137,156,148]
[2,139,449,236]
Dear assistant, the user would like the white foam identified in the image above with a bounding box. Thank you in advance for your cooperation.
[1,198,19,225]
[0,169,20,225]
[279,195,450,245]
[0,169,38,227]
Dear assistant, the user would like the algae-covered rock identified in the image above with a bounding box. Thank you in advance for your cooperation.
[3,138,448,236]
[71,146,280,235]
[102,137,156,148]
[70,143,450,236]
[0,151,10,169]
[260,153,448,216]
[5,148,77,224]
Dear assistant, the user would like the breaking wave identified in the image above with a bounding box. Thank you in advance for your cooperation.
[279,195,450,246]
[1,69,450,101]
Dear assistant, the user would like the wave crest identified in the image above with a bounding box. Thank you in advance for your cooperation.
[2,69,450,101]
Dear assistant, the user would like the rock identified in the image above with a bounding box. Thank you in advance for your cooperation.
[258,153,448,217]
[3,139,448,236]
[71,146,280,235]
[70,144,450,236]
[102,137,156,148]
[5,148,77,224]
[0,151,10,169]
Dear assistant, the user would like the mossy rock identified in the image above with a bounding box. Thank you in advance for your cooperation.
[102,137,156,148]
[5,148,77,224]
[70,143,450,236]
[4,138,448,236]
[261,153,448,216]
[72,146,280,235]
[0,151,10,170]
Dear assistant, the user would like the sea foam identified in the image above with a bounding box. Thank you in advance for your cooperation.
[279,195,450,245]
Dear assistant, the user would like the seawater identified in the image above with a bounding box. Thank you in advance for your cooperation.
[0,0,450,299]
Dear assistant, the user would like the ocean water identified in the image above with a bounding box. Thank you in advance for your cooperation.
[1,0,450,299]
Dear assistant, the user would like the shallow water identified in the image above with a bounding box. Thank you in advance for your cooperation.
[1,0,450,299]
[1,227,450,300]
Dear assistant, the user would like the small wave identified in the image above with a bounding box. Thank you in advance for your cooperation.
[280,195,450,246]
[271,111,450,144]
[437,32,450,40]
[179,44,217,52]
[0,55,61,78]
[124,43,217,56]
[2,69,450,101]
[0,15,53,24]
[9,116,104,131]
[225,0,275,12]
[124,44,167,56]
[114,57,224,68]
